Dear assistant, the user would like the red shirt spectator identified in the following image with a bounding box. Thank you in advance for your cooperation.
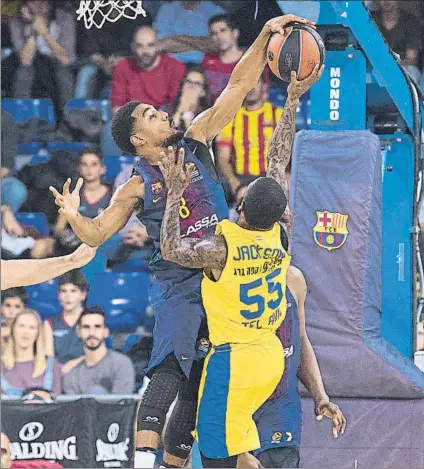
[202,52,238,104]
[111,26,185,111]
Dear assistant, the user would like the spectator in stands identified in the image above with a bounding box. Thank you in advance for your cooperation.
[169,66,209,133]
[1,110,27,213]
[1,287,28,341]
[1,205,55,260]
[373,0,422,81]
[154,0,225,65]
[74,8,151,99]
[63,307,135,395]
[1,432,11,469]
[216,73,283,207]
[44,271,88,373]
[7,0,75,114]
[111,25,186,112]
[54,148,112,255]
[1,309,62,396]
[157,14,243,104]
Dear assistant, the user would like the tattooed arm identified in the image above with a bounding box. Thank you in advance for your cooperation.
[159,147,228,270]
[266,65,324,239]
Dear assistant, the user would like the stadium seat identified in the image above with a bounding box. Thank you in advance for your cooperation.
[2,98,55,125]
[87,272,150,332]
[105,336,114,349]
[17,142,44,155]
[104,155,137,184]
[27,278,61,315]
[16,212,49,236]
[28,154,51,165]
[47,142,91,153]
[122,334,141,353]
[64,99,111,122]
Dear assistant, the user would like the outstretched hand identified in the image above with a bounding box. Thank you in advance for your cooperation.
[264,14,315,35]
[158,146,193,197]
[315,399,347,439]
[49,178,83,219]
[288,64,325,101]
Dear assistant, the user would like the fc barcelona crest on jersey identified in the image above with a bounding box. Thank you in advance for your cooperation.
[151,182,163,195]
[313,211,349,251]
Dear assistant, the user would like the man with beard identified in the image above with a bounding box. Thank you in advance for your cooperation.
[111,25,186,113]
[49,13,314,469]
[62,307,135,395]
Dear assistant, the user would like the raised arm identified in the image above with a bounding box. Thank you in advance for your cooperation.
[159,147,228,270]
[157,35,217,55]
[288,266,347,439]
[266,66,324,239]
[186,15,315,145]
[49,176,143,247]
[1,244,97,290]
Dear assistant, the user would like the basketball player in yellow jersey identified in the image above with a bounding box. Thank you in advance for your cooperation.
[158,64,323,468]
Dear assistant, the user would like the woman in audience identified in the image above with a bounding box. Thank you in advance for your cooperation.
[54,148,112,254]
[169,66,209,132]
[1,309,62,396]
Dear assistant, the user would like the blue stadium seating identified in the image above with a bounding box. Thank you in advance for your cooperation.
[104,155,137,184]
[110,258,149,273]
[122,334,141,353]
[87,272,150,332]
[64,99,111,122]
[105,336,114,349]
[28,154,51,165]
[17,143,44,155]
[27,278,61,316]
[16,212,49,236]
[2,98,55,125]
[47,142,91,153]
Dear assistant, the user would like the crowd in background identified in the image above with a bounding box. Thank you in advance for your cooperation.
[1,0,424,398]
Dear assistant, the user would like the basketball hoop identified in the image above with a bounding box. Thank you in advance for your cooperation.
[76,1,146,29]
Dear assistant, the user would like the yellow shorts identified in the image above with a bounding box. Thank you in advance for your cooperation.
[194,335,284,458]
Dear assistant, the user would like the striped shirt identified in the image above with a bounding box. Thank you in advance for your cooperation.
[217,102,283,177]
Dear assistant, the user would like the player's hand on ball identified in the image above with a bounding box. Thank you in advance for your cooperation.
[264,14,315,35]
[158,146,194,196]
[288,64,324,100]
[69,243,97,267]
[49,178,83,219]
[315,399,347,439]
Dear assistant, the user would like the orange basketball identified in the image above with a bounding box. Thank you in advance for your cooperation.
[266,24,325,82]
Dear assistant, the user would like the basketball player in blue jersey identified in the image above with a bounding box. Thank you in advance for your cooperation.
[49,13,315,469]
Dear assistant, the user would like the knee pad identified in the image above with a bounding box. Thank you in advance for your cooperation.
[137,368,182,433]
[164,398,198,459]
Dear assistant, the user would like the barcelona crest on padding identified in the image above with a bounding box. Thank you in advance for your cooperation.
[313,211,349,251]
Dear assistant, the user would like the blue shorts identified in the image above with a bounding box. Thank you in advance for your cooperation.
[146,274,209,377]
[253,395,302,454]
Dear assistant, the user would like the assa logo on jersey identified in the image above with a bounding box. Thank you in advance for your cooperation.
[181,214,218,238]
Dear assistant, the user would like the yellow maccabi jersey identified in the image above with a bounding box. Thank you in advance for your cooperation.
[202,219,291,346]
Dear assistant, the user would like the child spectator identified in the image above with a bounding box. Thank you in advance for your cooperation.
[1,309,61,396]
[63,307,135,395]
[44,271,88,372]
[1,287,27,340]
[54,148,112,255]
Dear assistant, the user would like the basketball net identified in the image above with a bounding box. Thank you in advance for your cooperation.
[76,1,146,29]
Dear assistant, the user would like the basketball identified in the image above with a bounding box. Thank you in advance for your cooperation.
[266,24,325,82]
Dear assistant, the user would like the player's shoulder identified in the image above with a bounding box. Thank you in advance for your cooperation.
[287,265,307,299]
[114,174,144,201]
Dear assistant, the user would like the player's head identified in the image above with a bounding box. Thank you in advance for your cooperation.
[132,25,159,70]
[77,306,109,352]
[111,101,183,160]
[1,432,11,469]
[208,15,239,52]
[79,148,105,183]
[1,287,28,324]
[237,178,287,230]
[244,74,267,108]
[58,270,89,313]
